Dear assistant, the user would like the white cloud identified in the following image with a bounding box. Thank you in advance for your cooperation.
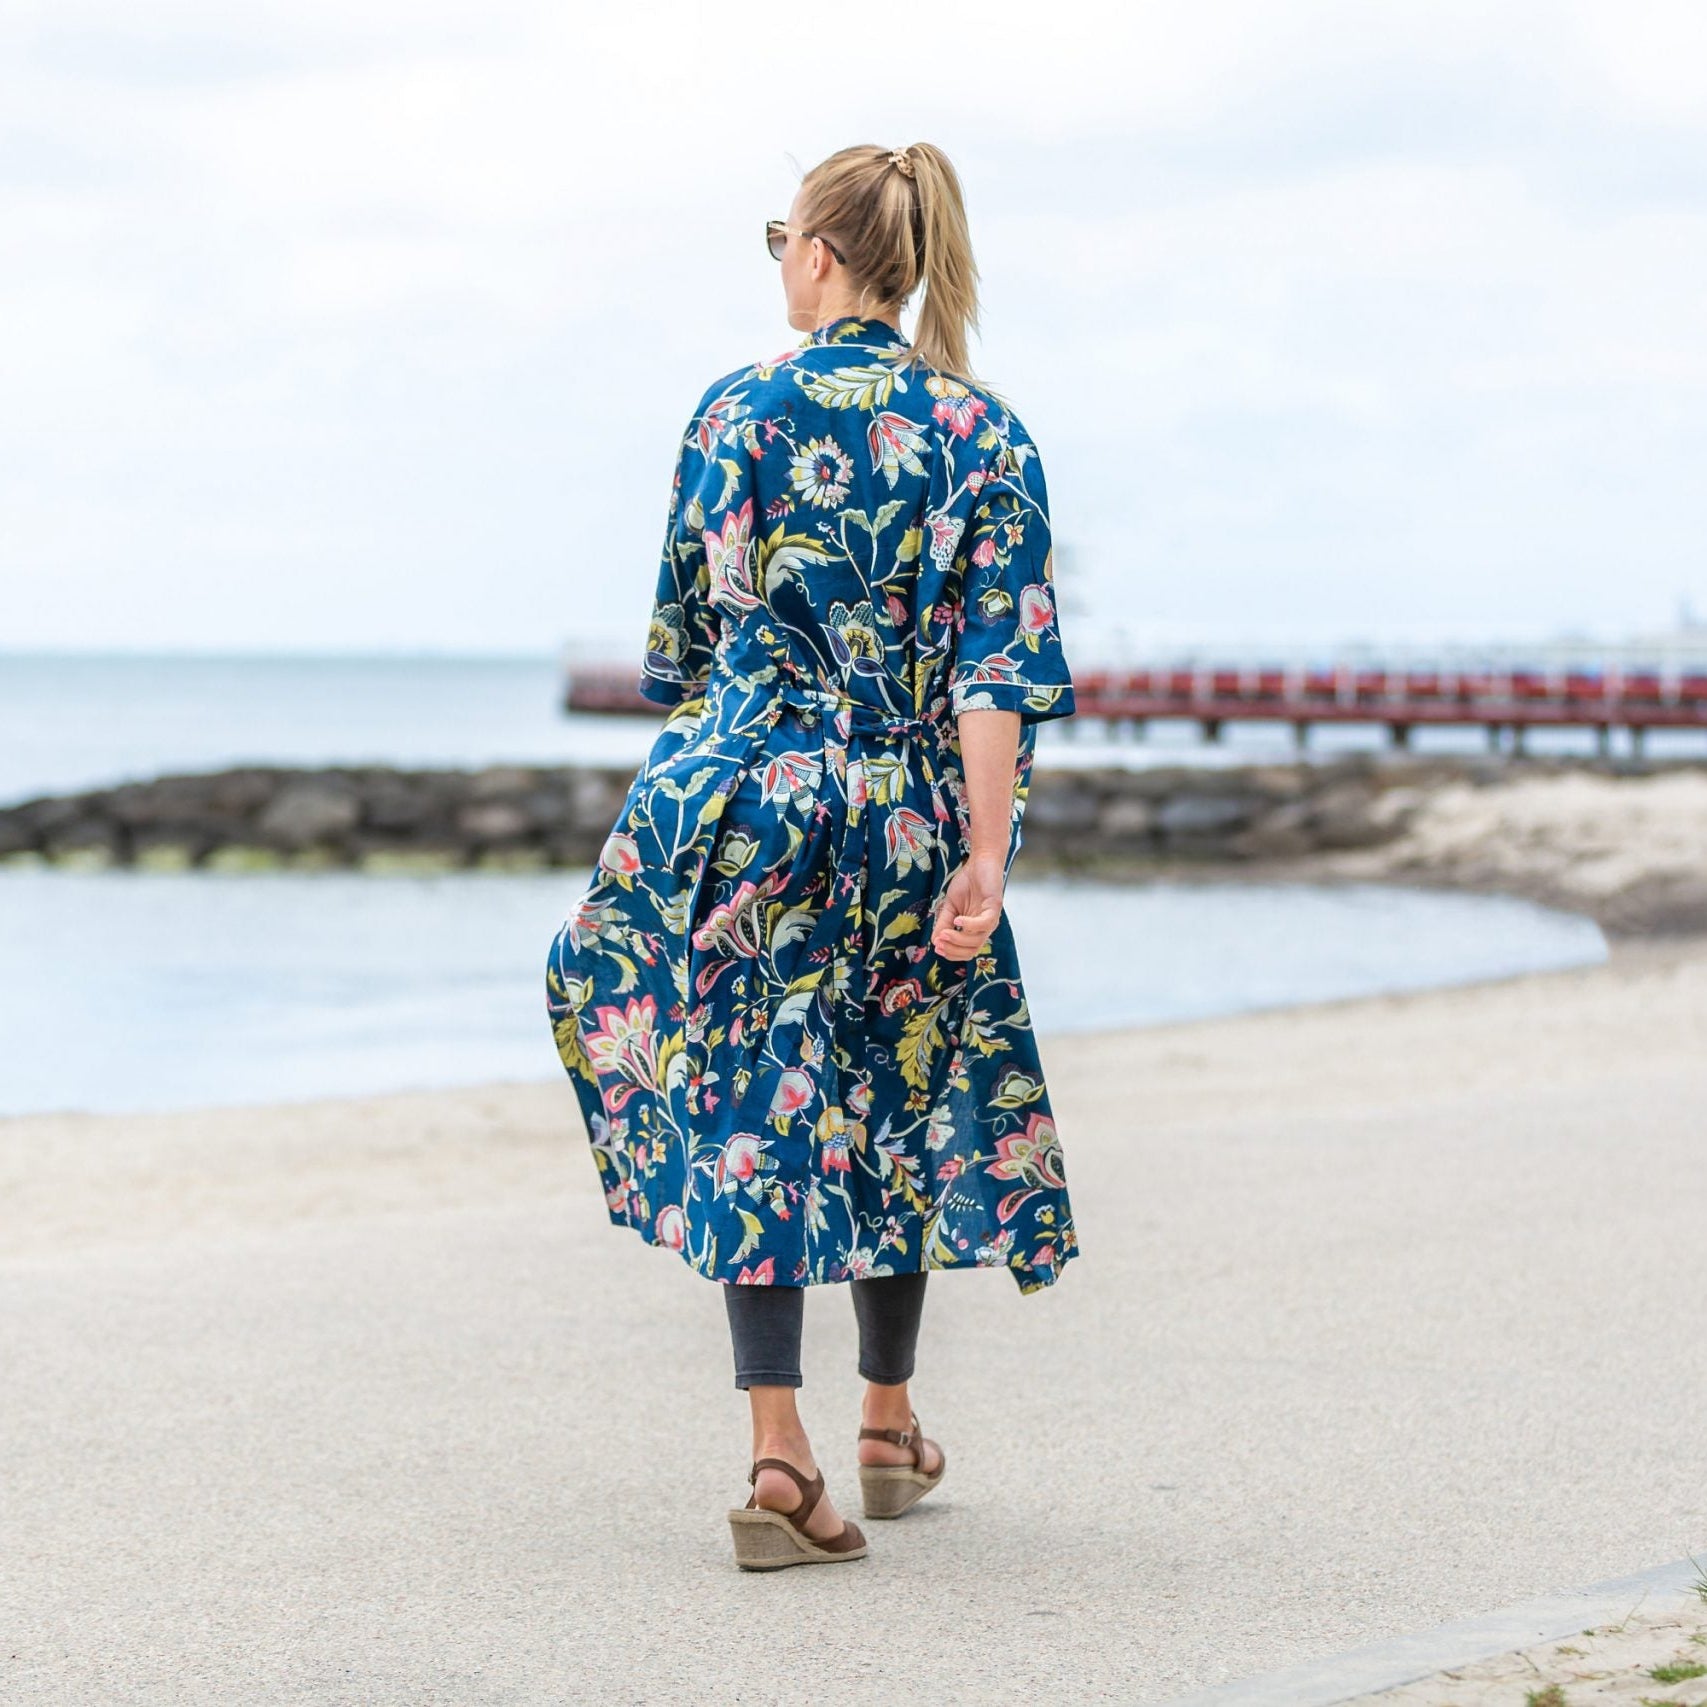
[1,0,1704,654]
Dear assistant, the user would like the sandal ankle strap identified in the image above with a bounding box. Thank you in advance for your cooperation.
[857,1410,926,1468]
[748,1457,825,1534]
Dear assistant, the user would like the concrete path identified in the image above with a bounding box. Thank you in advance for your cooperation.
[6,937,1706,1704]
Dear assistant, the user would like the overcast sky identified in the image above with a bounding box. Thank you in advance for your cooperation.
[3,0,1705,660]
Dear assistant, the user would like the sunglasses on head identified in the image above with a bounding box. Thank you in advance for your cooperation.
[765,219,847,265]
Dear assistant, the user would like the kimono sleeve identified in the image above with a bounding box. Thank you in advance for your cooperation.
[947,421,1076,724]
[637,413,724,707]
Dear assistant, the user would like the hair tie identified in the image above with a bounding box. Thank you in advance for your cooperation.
[887,147,915,179]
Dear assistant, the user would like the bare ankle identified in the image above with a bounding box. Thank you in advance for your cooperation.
[861,1380,913,1428]
[748,1385,812,1467]
[753,1424,813,1466]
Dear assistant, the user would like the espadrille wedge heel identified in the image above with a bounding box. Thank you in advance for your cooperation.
[727,1457,868,1571]
[857,1411,946,1519]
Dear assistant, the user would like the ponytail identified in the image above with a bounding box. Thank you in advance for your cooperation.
[798,142,982,384]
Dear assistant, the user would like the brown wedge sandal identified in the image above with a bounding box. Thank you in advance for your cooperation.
[857,1411,946,1519]
[728,1458,869,1571]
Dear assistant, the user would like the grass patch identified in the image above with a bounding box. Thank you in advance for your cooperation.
[1647,1658,1707,1683]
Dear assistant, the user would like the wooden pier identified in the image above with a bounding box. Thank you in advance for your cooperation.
[1068,659,1707,752]
[561,650,1707,753]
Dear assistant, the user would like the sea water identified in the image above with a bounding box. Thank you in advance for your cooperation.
[0,868,1604,1117]
[0,652,1614,1116]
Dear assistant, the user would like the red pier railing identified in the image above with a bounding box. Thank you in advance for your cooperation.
[562,654,1707,752]
[1071,661,1707,747]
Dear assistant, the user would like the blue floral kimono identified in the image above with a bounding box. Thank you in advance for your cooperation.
[545,314,1078,1293]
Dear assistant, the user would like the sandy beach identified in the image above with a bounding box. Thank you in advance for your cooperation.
[1341,1599,1707,1706]
[6,930,1707,1704]
[1311,764,1707,936]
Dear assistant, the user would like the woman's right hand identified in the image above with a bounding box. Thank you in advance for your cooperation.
[930,851,1006,961]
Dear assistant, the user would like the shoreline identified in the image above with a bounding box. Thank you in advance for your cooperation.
[1024,755,1707,941]
[1035,854,1704,945]
[3,927,1693,1267]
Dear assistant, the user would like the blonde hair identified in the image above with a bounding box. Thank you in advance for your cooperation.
[798,142,981,384]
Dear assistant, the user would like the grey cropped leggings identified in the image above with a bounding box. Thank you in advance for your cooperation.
[723,1273,928,1390]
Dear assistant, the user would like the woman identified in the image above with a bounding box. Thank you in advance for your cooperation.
[546,141,1078,1571]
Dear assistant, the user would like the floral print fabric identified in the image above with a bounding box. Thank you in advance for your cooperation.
[545,314,1079,1293]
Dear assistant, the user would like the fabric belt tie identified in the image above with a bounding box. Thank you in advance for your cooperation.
[773,681,951,745]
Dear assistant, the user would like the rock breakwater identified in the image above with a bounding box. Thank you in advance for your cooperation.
[0,754,1447,873]
[3,753,1704,936]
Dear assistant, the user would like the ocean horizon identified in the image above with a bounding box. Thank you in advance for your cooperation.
[3,650,1697,810]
